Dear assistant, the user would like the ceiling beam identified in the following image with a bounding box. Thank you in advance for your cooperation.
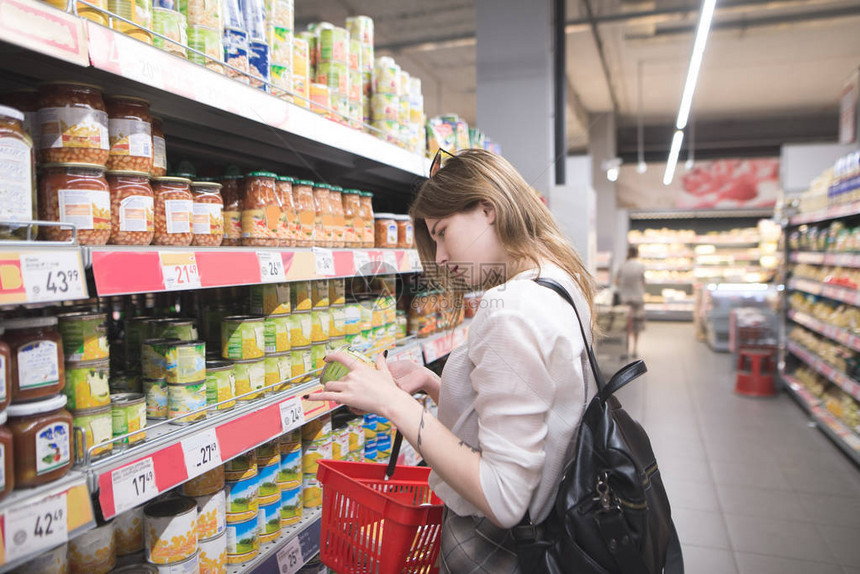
[581,0,620,115]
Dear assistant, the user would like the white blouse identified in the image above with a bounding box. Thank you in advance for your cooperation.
[428,263,597,529]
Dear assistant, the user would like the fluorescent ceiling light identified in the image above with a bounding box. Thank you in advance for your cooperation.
[663,130,684,186]
[676,0,717,130]
[607,167,619,182]
[637,161,647,174]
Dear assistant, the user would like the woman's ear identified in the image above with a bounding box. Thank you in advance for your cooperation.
[480,200,496,224]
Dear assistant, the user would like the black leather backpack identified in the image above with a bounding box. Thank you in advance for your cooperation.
[511,278,683,574]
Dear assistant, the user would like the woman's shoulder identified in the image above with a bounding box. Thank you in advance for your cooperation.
[475,264,587,324]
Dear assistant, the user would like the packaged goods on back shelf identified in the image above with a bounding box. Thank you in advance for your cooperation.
[789,325,860,381]
[425,113,502,157]
[788,292,860,334]
[0,91,416,248]
[788,220,860,253]
[790,366,859,433]
[795,150,860,214]
[792,263,859,289]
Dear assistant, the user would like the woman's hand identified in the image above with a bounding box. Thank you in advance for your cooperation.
[389,360,439,401]
[309,351,411,419]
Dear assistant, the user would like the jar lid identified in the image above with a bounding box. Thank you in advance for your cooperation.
[296,179,315,186]
[0,105,24,122]
[195,176,220,183]
[7,394,67,417]
[342,188,357,194]
[40,162,106,171]
[374,213,396,219]
[104,95,150,106]
[277,175,295,182]
[313,182,331,189]
[39,80,103,92]
[191,181,223,190]
[3,316,58,329]
[330,185,343,192]
[111,392,145,405]
[220,174,244,180]
[152,176,193,184]
[361,191,374,197]
[205,360,233,371]
[246,171,277,179]
[106,170,151,178]
[0,411,6,425]
[145,496,197,518]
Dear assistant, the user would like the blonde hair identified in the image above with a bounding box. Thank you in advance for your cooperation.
[409,149,595,322]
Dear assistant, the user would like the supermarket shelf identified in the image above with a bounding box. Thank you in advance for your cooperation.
[643,265,694,272]
[87,247,422,296]
[629,237,761,247]
[787,277,860,307]
[781,373,860,465]
[789,200,860,226]
[785,340,860,402]
[629,208,774,220]
[790,251,860,268]
[639,252,695,259]
[645,280,694,286]
[0,0,430,192]
[228,508,322,574]
[787,309,860,353]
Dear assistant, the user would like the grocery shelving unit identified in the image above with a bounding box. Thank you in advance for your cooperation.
[0,2,469,570]
[781,199,860,466]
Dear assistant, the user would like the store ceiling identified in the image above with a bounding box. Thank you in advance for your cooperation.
[296,0,860,160]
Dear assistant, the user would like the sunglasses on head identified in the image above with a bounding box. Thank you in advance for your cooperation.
[429,148,456,178]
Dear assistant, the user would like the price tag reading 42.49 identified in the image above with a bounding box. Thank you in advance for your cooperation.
[3,493,68,563]
[280,397,306,434]
[111,458,159,515]
[181,428,222,479]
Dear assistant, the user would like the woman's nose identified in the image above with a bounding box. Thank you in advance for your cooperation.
[435,244,448,267]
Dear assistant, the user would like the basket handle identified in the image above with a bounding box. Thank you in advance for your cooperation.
[385,430,404,480]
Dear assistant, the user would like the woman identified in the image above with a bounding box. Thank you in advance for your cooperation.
[312,149,597,573]
[614,245,646,357]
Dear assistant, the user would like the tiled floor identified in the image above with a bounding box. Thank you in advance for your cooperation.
[609,322,860,574]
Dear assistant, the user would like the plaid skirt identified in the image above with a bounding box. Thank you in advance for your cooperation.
[439,507,520,574]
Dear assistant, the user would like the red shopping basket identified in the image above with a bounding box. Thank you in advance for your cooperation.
[317,459,444,574]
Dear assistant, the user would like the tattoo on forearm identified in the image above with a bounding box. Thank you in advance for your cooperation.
[458,440,481,454]
[417,407,427,458]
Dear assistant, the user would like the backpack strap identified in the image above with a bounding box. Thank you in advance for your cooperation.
[533,277,606,391]
[665,522,685,573]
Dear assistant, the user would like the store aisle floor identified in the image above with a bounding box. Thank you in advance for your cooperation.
[612,322,860,574]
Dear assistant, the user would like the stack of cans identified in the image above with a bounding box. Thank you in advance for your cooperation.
[314,24,350,123]
[346,16,373,127]
[241,0,269,90]
[371,56,401,142]
[292,35,310,107]
[266,0,293,97]
[178,0,224,73]
[223,0,250,83]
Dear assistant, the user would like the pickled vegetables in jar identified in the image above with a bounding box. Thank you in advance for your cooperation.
[276,175,297,247]
[329,185,346,248]
[220,174,242,246]
[107,170,154,245]
[105,96,153,173]
[292,179,316,247]
[312,182,334,247]
[242,171,279,247]
[37,82,109,166]
[191,180,224,246]
[39,163,111,245]
[152,176,193,246]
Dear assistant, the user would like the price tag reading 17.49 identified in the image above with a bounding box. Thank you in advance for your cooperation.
[160,251,202,291]
[20,250,88,303]
[111,458,159,515]
[3,493,69,563]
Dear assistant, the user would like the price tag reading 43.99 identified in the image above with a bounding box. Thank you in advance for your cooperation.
[181,428,222,479]
[111,458,159,515]
[160,251,202,290]
[3,493,69,563]
[280,397,306,434]
[20,251,87,303]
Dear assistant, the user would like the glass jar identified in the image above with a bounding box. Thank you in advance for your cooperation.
[396,215,414,248]
[0,105,37,241]
[374,213,397,248]
[191,180,224,246]
[39,163,111,245]
[0,327,9,412]
[2,317,65,403]
[152,176,193,246]
[342,189,361,248]
[105,96,153,173]
[151,116,167,177]
[107,170,154,245]
[312,183,334,248]
[0,90,39,145]
[276,176,296,247]
[292,179,316,247]
[220,174,243,246]
[242,171,280,247]
[0,411,12,499]
[358,191,374,247]
[6,394,72,487]
[329,186,346,248]
[37,82,109,165]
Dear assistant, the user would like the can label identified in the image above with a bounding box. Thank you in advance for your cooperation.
[65,362,110,409]
[38,107,109,150]
[120,195,154,232]
[109,118,152,159]
[36,422,70,475]
[169,381,207,422]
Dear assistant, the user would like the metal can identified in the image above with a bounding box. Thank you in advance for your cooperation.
[264,351,291,392]
[316,61,348,97]
[257,461,280,499]
[231,358,266,400]
[143,338,181,379]
[329,306,345,338]
[110,371,141,394]
[152,8,188,59]
[240,0,265,40]
[310,342,326,372]
[302,473,322,508]
[264,314,290,353]
[153,550,198,574]
[58,311,108,362]
[111,392,147,446]
[309,82,330,117]
[223,27,250,84]
[288,313,312,349]
[177,0,220,29]
[143,377,168,419]
[198,530,227,574]
[290,280,311,311]
[68,521,116,573]
[115,506,145,556]
[344,302,361,335]
[168,380,207,424]
[279,484,302,526]
[329,278,345,306]
[72,404,113,461]
[165,340,206,384]
[225,514,259,564]
[249,40,270,91]
[144,497,198,564]
[222,316,265,359]
[224,450,256,481]
[277,442,301,488]
[290,345,311,381]
[156,319,198,341]
[193,489,226,540]
[188,25,225,73]
[64,359,110,409]
[182,466,225,497]
[257,495,281,542]
[269,26,292,63]
[255,438,279,466]
[319,26,347,63]
[205,360,235,410]
[309,309,330,343]
[249,283,290,315]
[310,279,329,308]
[225,471,259,517]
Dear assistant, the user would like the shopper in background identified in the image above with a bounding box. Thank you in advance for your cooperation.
[312,149,597,573]
[615,245,647,357]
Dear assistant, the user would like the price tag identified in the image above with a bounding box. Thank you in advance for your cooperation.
[3,493,68,562]
[160,252,202,290]
[20,251,87,303]
[313,248,335,277]
[408,250,423,272]
[257,252,286,283]
[111,458,159,515]
[353,250,371,276]
[382,251,398,272]
[280,397,306,434]
[181,428,222,479]
[276,535,304,574]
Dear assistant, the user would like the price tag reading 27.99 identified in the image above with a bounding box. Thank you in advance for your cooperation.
[160,251,202,290]
[111,458,159,515]
[3,493,69,562]
[181,428,222,479]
